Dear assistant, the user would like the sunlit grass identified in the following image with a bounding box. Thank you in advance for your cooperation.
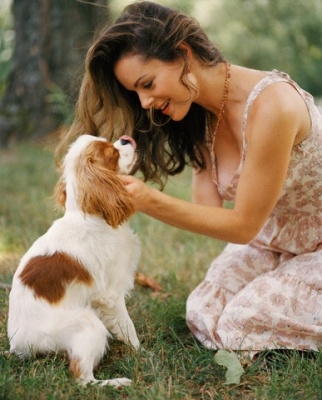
[0,140,321,399]
[0,141,59,284]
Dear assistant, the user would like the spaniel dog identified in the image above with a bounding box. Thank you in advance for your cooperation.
[7,134,140,388]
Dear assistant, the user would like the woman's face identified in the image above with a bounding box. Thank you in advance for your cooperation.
[114,53,196,121]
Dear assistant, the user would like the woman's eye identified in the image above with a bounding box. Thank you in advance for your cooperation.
[143,81,153,89]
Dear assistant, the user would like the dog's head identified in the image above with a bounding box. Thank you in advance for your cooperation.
[55,135,137,227]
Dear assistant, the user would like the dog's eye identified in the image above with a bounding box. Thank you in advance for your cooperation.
[120,139,130,146]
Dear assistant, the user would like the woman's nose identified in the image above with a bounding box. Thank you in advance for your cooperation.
[138,92,153,109]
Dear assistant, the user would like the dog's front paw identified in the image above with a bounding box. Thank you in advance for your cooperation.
[131,339,140,351]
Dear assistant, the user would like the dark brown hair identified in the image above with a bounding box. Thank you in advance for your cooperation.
[56,1,225,188]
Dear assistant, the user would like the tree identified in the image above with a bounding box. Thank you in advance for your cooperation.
[197,0,322,97]
[0,0,109,147]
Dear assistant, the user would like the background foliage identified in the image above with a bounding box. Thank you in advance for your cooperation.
[0,2,13,98]
[211,0,322,96]
[0,0,321,140]
[112,0,322,96]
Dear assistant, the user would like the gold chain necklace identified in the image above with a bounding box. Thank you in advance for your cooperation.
[210,62,231,153]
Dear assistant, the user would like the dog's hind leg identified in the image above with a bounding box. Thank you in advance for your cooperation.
[66,310,132,387]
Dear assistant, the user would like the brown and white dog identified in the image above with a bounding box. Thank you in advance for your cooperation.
[7,134,140,387]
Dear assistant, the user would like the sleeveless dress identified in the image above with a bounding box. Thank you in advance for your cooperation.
[186,70,322,355]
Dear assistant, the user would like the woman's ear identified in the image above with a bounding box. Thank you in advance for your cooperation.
[176,42,193,73]
[177,41,193,57]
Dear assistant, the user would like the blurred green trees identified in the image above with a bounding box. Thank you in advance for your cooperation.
[0,4,13,98]
[195,0,322,96]
[0,0,108,146]
[0,0,321,143]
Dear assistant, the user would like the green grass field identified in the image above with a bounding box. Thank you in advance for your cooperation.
[0,140,321,399]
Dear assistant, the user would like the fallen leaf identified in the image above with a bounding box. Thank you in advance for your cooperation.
[135,272,162,292]
[214,350,244,385]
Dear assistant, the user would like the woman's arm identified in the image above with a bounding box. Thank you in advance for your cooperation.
[123,84,307,244]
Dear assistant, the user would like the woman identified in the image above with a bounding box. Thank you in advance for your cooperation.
[57,1,322,355]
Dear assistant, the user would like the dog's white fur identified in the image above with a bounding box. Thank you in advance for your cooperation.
[7,134,140,387]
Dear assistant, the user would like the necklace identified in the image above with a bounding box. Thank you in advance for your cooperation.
[210,62,231,153]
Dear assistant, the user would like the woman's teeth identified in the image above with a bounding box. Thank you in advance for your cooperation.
[161,102,169,111]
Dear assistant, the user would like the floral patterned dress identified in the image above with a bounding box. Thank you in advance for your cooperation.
[186,70,322,355]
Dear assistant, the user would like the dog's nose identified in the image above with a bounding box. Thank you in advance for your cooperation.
[119,135,136,150]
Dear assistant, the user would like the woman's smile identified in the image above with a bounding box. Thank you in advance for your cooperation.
[114,54,193,121]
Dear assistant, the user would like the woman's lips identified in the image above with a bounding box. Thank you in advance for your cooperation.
[161,102,170,115]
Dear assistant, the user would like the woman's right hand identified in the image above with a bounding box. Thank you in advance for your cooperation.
[119,175,154,213]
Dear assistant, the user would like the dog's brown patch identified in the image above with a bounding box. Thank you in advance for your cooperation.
[19,252,93,303]
[69,356,82,379]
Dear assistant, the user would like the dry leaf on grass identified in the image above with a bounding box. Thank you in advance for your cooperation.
[135,272,162,292]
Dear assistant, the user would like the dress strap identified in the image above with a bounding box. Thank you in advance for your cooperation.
[241,69,314,148]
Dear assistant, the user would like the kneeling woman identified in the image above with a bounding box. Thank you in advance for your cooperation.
[57,1,322,356]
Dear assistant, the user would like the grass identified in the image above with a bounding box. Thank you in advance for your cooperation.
[1,139,322,399]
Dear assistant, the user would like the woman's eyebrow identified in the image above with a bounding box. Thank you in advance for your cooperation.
[134,74,149,88]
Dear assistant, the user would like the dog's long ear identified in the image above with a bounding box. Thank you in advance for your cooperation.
[54,166,66,208]
[75,142,135,228]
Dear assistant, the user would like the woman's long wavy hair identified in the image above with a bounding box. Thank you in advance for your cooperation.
[56,1,225,188]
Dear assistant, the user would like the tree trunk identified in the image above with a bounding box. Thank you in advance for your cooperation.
[0,0,108,146]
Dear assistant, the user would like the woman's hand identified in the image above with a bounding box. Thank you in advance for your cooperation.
[119,175,154,212]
